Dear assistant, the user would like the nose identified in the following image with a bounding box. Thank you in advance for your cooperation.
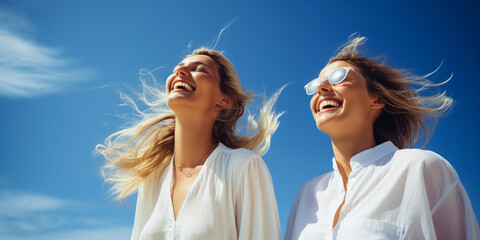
[316,78,333,94]
[175,66,188,77]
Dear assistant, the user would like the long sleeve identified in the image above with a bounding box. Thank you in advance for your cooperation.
[422,153,480,240]
[130,171,161,240]
[431,181,480,240]
[284,193,299,240]
[131,185,146,240]
[234,157,281,240]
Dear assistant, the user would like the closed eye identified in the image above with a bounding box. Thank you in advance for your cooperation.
[195,66,209,73]
[173,61,211,74]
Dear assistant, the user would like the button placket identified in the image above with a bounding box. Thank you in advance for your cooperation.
[167,221,176,240]
[343,171,356,215]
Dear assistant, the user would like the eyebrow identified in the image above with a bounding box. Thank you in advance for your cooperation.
[176,61,211,68]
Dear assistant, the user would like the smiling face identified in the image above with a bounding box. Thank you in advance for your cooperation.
[166,54,229,118]
[310,61,383,139]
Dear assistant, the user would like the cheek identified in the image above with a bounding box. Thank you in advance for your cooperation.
[346,91,372,115]
[310,96,318,113]
[205,79,223,95]
[165,74,175,92]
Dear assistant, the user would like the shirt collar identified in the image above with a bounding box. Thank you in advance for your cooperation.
[331,141,398,171]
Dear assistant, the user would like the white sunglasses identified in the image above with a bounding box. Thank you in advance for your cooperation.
[304,67,366,95]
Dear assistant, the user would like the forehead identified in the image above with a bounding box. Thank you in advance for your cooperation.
[177,55,218,70]
[319,61,357,77]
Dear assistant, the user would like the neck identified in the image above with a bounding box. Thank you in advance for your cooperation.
[330,131,376,189]
[174,116,216,167]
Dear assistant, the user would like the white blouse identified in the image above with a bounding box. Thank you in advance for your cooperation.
[285,141,480,240]
[131,143,281,240]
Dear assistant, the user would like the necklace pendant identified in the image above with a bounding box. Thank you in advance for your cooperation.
[186,173,192,178]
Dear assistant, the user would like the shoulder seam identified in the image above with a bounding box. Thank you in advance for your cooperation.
[431,179,460,214]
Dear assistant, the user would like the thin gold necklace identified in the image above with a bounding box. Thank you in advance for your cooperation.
[175,143,216,178]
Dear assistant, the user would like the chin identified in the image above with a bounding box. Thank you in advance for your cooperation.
[314,116,344,136]
[315,120,330,133]
[166,95,187,112]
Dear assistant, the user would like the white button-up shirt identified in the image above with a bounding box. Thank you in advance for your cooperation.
[285,141,479,240]
[131,143,281,240]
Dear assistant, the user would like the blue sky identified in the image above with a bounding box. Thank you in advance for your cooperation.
[1,0,479,239]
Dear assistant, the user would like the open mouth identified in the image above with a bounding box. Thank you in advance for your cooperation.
[172,81,195,92]
[318,99,342,112]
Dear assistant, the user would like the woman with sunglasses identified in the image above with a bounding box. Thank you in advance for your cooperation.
[97,48,282,240]
[285,37,479,240]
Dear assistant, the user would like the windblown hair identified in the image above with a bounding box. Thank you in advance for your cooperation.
[96,48,283,202]
[329,36,453,149]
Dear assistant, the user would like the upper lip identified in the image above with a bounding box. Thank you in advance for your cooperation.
[316,97,343,112]
[171,79,196,92]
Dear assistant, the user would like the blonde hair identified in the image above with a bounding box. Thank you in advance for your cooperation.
[329,36,453,149]
[96,48,283,202]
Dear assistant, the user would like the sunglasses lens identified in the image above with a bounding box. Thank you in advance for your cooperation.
[305,78,321,95]
[329,68,347,84]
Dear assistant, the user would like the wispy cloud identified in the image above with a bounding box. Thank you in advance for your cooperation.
[0,190,131,240]
[0,190,72,217]
[1,226,132,240]
[0,9,94,98]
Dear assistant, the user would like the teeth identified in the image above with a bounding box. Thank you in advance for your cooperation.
[320,100,340,110]
[173,81,194,91]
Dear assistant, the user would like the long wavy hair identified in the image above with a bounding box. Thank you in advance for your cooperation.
[96,48,283,202]
[329,36,453,149]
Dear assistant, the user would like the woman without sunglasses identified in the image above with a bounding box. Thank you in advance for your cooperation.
[97,48,282,240]
[285,37,480,240]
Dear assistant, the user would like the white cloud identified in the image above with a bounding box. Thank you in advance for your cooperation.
[0,191,74,233]
[0,190,131,239]
[0,190,72,216]
[0,226,131,240]
[0,9,94,98]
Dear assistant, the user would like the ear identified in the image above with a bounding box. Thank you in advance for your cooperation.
[216,95,233,110]
[369,96,385,110]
